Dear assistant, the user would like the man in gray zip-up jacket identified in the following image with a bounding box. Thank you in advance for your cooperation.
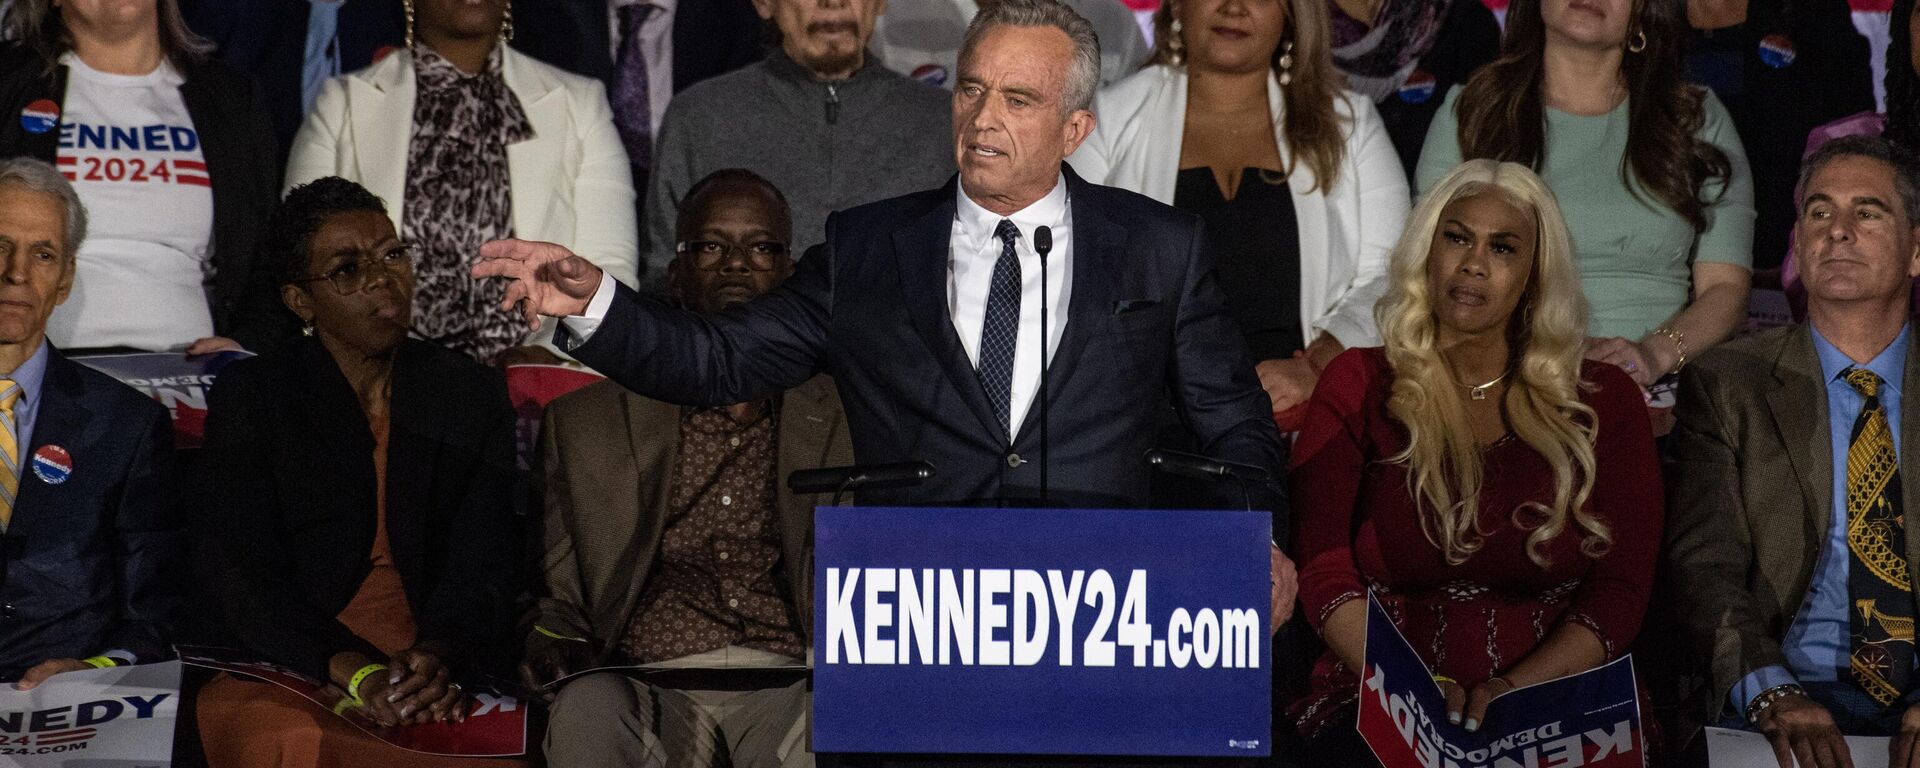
[641,0,954,292]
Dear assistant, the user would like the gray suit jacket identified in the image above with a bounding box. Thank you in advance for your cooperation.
[1665,323,1920,742]
[527,374,854,666]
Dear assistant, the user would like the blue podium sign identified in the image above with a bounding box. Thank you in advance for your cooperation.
[812,506,1272,757]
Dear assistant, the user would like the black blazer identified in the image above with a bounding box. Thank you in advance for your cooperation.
[509,0,765,91]
[0,44,296,354]
[570,167,1289,517]
[194,339,518,680]
[0,347,181,680]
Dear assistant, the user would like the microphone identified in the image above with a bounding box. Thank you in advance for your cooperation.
[1034,225,1052,505]
[1144,449,1277,511]
[788,461,937,506]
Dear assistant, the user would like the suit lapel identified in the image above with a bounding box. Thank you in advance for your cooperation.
[1766,325,1833,552]
[600,390,675,644]
[1013,168,1121,443]
[504,50,563,242]
[895,181,1004,442]
[348,56,414,229]
[776,376,840,642]
[10,352,87,539]
[386,343,446,600]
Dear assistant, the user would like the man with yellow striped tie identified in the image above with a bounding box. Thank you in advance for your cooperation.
[0,158,182,689]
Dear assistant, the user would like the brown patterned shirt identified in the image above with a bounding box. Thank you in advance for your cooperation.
[622,403,806,663]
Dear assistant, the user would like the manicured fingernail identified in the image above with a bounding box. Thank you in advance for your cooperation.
[1448,712,1461,725]
[387,694,400,703]
[1463,718,1479,732]
[401,706,413,717]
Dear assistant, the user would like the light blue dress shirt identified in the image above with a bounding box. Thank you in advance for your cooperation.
[1730,324,1912,718]
[1,341,51,464]
[302,0,343,116]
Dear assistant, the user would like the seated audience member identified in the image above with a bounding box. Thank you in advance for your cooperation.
[1665,135,1920,764]
[642,0,952,287]
[192,177,522,767]
[1072,0,1410,417]
[0,0,289,354]
[528,169,853,768]
[1417,0,1755,390]
[1289,159,1664,766]
[177,0,406,170]
[287,0,637,365]
[506,0,764,207]
[0,157,182,688]
[1325,0,1501,181]
[1683,0,1873,272]
[873,0,1149,89]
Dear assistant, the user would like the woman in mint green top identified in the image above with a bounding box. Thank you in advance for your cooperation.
[1415,0,1754,388]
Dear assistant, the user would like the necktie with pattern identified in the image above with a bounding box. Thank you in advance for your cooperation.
[0,379,21,530]
[1844,367,1916,706]
[977,220,1022,437]
[611,4,658,200]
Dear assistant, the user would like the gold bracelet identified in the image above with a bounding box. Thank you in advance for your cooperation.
[1650,327,1688,375]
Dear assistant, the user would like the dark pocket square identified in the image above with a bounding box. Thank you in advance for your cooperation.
[1111,299,1160,315]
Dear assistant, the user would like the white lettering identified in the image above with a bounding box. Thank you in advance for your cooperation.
[826,568,861,664]
[979,569,1011,665]
[1012,570,1050,666]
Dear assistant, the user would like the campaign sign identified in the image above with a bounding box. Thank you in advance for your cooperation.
[74,350,252,449]
[813,506,1271,757]
[179,647,527,757]
[0,660,180,766]
[1358,594,1645,768]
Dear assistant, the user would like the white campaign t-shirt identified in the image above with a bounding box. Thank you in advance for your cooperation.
[49,53,215,351]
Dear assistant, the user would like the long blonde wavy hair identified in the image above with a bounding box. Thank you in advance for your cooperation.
[1376,159,1607,568]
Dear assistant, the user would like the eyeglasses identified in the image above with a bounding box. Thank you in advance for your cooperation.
[296,243,416,294]
[676,240,790,271]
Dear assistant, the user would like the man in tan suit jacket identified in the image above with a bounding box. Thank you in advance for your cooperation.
[525,170,854,768]
[1666,136,1920,767]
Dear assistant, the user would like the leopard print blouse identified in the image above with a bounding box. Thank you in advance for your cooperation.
[402,44,534,364]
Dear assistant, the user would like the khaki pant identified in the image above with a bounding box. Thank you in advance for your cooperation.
[545,647,811,768]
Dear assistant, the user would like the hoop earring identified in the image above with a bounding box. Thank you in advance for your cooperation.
[403,0,415,49]
[1277,40,1295,86]
[1627,30,1646,53]
[1168,16,1185,66]
[500,4,514,43]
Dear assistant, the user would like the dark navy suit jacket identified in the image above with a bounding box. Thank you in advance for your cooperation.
[569,167,1289,518]
[0,348,181,680]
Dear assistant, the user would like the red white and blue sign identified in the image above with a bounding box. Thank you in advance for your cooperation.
[813,506,1272,757]
[1398,70,1438,104]
[73,351,250,449]
[19,99,58,135]
[1357,593,1646,768]
[30,445,71,485]
[910,64,950,87]
[1759,34,1797,68]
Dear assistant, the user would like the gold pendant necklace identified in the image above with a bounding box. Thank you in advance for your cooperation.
[1466,369,1510,401]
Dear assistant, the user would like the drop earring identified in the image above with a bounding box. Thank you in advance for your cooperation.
[500,4,514,42]
[1277,40,1295,86]
[1169,17,1185,65]
[403,0,415,49]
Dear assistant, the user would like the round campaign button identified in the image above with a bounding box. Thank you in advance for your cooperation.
[1398,70,1438,104]
[1759,34,1797,69]
[911,64,950,87]
[19,99,58,135]
[31,445,71,485]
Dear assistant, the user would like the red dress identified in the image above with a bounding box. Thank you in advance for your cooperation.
[1287,348,1664,739]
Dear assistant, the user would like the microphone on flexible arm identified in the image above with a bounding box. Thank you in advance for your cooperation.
[1144,449,1280,512]
[788,461,937,506]
[1034,225,1053,505]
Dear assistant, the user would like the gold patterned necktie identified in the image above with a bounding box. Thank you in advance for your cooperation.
[0,379,21,530]
[1844,367,1916,706]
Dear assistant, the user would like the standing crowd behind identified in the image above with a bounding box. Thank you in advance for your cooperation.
[0,0,1914,766]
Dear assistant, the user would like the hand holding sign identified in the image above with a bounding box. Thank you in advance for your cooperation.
[12,660,90,692]
[1757,694,1852,768]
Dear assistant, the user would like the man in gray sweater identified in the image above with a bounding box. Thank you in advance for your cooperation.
[641,0,955,291]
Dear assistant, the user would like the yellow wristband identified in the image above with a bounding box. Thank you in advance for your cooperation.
[81,656,119,669]
[1432,674,1457,686]
[346,663,388,702]
[534,624,588,643]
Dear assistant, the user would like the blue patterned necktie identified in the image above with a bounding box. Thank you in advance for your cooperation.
[611,4,657,197]
[978,220,1022,438]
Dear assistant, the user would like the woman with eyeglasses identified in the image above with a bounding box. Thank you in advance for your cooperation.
[189,177,525,767]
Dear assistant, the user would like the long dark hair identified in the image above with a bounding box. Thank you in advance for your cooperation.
[1889,0,1920,147]
[1452,0,1731,231]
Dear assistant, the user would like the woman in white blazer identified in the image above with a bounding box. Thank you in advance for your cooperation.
[1070,0,1408,419]
[286,0,636,365]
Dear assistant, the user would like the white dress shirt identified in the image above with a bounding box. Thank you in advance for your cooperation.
[609,0,676,134]
[564,175,1076,435]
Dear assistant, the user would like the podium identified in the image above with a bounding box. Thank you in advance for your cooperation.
[811,506,1273,758]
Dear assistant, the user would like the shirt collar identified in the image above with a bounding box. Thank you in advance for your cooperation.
[613,0,675,14]
[954,172,1070,248]
[1813,322,1910,397]
[0,341,51,414]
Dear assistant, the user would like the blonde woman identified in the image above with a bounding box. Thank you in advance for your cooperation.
[1286,160,1663,765]
[1068,0,1408,417]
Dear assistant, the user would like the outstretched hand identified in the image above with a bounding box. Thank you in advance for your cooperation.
[471,239,606,330]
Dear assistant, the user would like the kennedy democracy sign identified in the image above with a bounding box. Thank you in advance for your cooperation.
[1358,593,1646,768]
[0,659,180,766]
[813,506,1271,757]
[74,350,251,449]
